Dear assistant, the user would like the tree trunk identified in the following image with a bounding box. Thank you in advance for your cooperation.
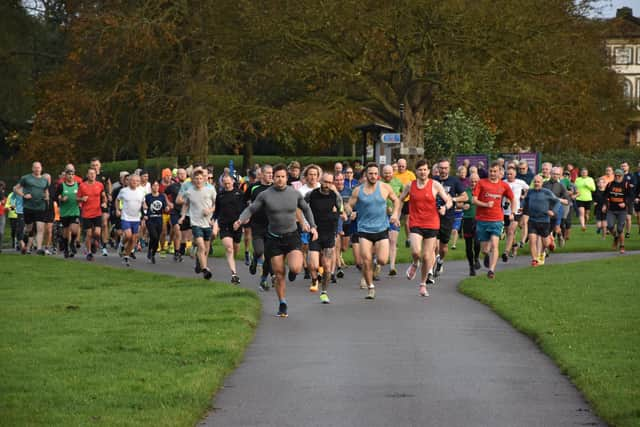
[190,118,208,164]
[137,128,148,168]
[402,106,425,168]
[242,136,254,172]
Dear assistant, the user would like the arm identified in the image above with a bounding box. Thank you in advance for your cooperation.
[382,183,401,226]
[234,191,266,229]
[344,186,360,216]
[434,182,453,209]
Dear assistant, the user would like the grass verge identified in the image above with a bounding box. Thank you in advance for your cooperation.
[459,255,640,427]
[0,255,261,426]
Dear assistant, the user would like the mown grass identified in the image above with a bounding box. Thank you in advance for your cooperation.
[459,255,640,427]
[0,255,261,427]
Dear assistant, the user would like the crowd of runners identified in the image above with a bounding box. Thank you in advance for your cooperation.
[1,157,639,316]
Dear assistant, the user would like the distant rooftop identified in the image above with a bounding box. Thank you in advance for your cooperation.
[606,7,640,38]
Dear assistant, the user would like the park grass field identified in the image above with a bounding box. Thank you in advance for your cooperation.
[0,255,260,427]
[459,255,640,427]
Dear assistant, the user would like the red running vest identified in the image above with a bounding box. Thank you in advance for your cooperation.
[409,179,440,229]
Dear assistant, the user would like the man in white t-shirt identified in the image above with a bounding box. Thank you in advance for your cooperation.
[180,169,217,279]
[502,166,528,261]
[116,174,146,266]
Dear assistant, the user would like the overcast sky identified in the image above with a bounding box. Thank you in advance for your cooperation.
[590,0,640,17]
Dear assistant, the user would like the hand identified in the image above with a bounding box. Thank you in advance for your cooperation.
[310,227,318,241]
[116,210,121,218]
[212,221,219,236]
[233,220,241,230]
[178,215,185,225]
[438,206,446,216]
[302,222,311,233]
[389,215,400,227]
[619,202,626,209]
[350,211,357,220]
[486,200,494,208]
[24,193,32,200]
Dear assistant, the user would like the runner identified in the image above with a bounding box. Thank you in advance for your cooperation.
[393,158,416,248]
[143,180,168,264]
[380,165,404,276]
[57,167,81,258]
[179,169,217,278]
[400,160,452,296]
[543,167,570,250]
[13,162,49,255]
[116,174,146,267]
[305,172,342,303]
[345,163,401,300]
[433,159,468,277]
[247,164,274,291]
[214,174,246,284]
[461,173,481,275]
[604,169,632,254]
[592,177,608,238]
[502,166,528,261]
[620,161,635,239]
[522,175,559,266]
[298,164,321,280]
[234,164,318,317]
[164,168,187,262]
[472,162,515,279]
[77,167,106,261]
[89,158,112,256]
[574,167,596,232]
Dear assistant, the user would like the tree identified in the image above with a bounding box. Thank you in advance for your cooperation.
[424,109,496,161]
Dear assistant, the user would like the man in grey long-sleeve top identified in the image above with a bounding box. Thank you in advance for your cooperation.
[235,164,318,318]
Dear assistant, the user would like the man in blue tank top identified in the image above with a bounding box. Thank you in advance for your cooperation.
[345,163,401,300]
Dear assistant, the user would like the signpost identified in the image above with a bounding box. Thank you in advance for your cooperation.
[380,133,402,144]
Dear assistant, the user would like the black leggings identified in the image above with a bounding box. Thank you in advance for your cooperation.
[465,237,480,267]
[147,221,162,257]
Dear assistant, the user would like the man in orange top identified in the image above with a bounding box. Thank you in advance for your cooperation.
[77,167,106,261]
[393,158,416,247]
[473,162,515,279]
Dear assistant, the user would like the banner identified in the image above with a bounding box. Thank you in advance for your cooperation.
[500,152,540,173]
[455,154,489,169]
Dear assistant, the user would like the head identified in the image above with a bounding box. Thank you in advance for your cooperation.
[397,158,408,173]
[604,165,613,176]
[90,158,101,174]
[381,165,394,182]
[222,174,235,191]
[438,159,451,179]
[614,169,624,182]
[365,163,379,185]
[32,161,43,176]
[580,167,588,177]
[128,174,140,189]
[344,167,354,181]
[151,180,160,194]
[334,173,345,190]
[532,174,544,190]
[177,168,187,183]
[469,165,478,175]
[488,162,501,182]
[65,167,76,182]
[192,170,205,188]
[621,162,629,173]
[261,164,273,185]
[469,172,480,189]
[597,177,606,189]
[551,167,563,181]
[273,164,288,189]
[334,162,343,175]
[518,160,529,174]
[541,162,552,178]
[506,167,516,182]
[303,164,321,187]
[161,168,172,183]
[457,165,467,179]
[320,173,334,194]
[288,161,301,179]
[140,171,149,184]
[415,159,430,181]
[462,159,470,168]
[86,167,97,182]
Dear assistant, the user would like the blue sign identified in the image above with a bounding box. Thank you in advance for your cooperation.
[380,133,402,143]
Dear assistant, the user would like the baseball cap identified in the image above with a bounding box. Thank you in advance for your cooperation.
[162,168,172,178]
[614,168,624,176]
[119,171,130,178]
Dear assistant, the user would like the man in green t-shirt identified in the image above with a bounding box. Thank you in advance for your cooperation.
[14,161,49,255]
[382,165,404,276]
[57,167,82,257]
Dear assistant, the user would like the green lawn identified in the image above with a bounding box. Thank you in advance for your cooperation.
[0,255,260,427]
[459,255,640,427]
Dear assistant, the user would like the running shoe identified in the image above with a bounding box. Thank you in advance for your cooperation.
[101,247,108,257]
[37,249,46,256]
[63,248,70,259]
[427,272,435,285]
[303,269,311,280]
[501,252,508,263]
[331,273,337,284]
[373,263,381,280]
[531,259,539,267]
[130,252,136,260]
[469,267,476,276]
[388,268,397,276]
[122,256,130,267]
[86,253,94,261]
[434,261,444,277]
[151,255,156,264]
[406,262,419,280]
[483,254,490,268]
[336,268,344,278]
[487,270,495,279]
[474,259,481,270]
[195,258,202,274]
[320,292,330,304]
[288,270,297,282]
[244,251,251,266]
[259,277,270,291]
[249,257,258,275]
[538,252,546,265]
[419,284,429,297]
[548,236,556,252]
[44,248,52,256]
[359,277,368,289]
[620,245,625,254]
[231,274,240,284]
[203,268,212,280]
[309,278,319,293]
[625,232,631,239]
[451,244,456,250]
[365,287,376,300]
[277,301,288,317]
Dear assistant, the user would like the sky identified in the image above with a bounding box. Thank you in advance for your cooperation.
[590,0,640,17]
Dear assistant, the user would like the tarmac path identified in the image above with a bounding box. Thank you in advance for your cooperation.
[92,249,620,427]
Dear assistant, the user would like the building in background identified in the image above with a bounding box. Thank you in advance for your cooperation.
[606,7,640,145]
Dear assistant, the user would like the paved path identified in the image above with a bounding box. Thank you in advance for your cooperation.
[92,249,624,427]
